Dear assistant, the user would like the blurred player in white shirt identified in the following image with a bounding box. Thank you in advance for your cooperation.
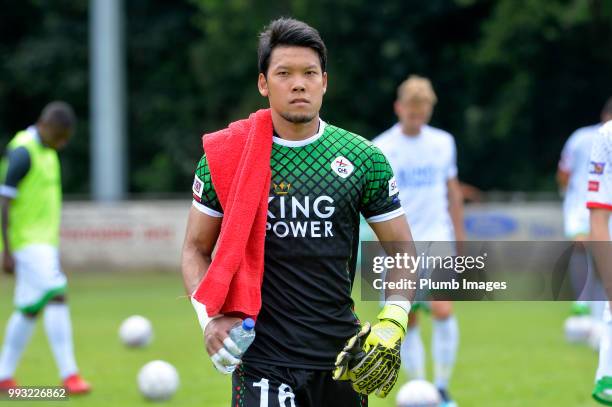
[586,120,612,404]
[374,76,464,407]
[558,98,612,326]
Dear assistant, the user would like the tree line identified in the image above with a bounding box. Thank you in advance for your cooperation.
[0,0,610,195]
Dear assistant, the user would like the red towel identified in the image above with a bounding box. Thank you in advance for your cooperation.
[192,109,273,320]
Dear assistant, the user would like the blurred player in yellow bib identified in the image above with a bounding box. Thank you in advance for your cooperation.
[0,102,90,394]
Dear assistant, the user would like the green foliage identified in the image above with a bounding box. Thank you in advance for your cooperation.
[466,0,612,189]
[0,0,611,194]
[0,1,89,193]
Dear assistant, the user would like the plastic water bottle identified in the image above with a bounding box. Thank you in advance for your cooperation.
[228,318,256,357]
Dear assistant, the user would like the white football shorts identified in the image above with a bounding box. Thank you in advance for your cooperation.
[13,244,67,313]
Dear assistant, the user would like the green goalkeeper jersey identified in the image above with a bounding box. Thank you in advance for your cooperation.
[192,120,403,368]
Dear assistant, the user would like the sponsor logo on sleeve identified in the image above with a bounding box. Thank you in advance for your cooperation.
[388,177,399,196]
[589,180,600,192]
[589,161,606,175]
[331,156,354,178]
[192,175,204,198]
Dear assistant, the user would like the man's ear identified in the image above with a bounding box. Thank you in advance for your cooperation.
[322,72,327,94]
[393,100,402,117]
[258,73,269,97]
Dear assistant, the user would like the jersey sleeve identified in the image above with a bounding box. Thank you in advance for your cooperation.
[587,124,612,210]
[0,147,31,198]
[191,153,223,217]
[559,134,577,173]
[360,146,404,223]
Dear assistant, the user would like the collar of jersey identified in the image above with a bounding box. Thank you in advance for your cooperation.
[272,118,326,148]
[394,122,425,139]
[26,125,43,146]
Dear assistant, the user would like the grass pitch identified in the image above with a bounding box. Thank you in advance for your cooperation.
[0,271,602,406]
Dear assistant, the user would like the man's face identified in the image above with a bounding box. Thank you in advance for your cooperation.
[258,46,327,124]
[394,98,433,133]
[39,123,73,151]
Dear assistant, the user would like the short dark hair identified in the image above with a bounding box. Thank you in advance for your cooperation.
[39,101,76,129]
[258,18,327,75]
[602,97,612,117]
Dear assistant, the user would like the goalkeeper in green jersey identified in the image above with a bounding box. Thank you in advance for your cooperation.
[182,18,415,406]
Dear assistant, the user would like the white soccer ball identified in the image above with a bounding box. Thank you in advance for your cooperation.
[137,360,179,401]
[564,316,593,344]
[396,380,441,407]
[119,315,153,348]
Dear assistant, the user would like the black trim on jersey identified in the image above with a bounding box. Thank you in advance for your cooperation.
[4,147,31,187]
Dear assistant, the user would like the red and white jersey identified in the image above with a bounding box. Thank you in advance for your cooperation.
[559,124,602,237]
[587,121,612,211]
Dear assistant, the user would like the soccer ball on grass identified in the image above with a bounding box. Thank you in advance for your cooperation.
[119,315,153,348]
[137,360,179,401]
[396,379,441,407]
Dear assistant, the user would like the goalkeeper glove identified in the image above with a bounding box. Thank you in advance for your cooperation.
[333,304,408,398]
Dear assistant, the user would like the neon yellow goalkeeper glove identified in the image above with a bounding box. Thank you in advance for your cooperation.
[333,304,408,398]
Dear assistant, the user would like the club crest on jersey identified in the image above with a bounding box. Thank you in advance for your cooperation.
[273,181,291,195]
[589,181,600,192]
[388,177,399,196]
[331,156,354,179]
[590,161,605,175]
[192,175,204,198]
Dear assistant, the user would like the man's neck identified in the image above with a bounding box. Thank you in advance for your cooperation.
[33,125,49,147]
[271,110,320,141]
[401,124,422,137]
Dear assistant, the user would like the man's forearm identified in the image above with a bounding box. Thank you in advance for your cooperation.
[590,210,612,300]
[381,240,417,305]
[1,201,11,253]
[370,217,417,306]
[449,204,465,240]
[592,220,611,242]
[181,243,212,295]
[448,182,465,241]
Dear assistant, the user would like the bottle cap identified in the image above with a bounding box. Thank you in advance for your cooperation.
[242,318,255,331]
